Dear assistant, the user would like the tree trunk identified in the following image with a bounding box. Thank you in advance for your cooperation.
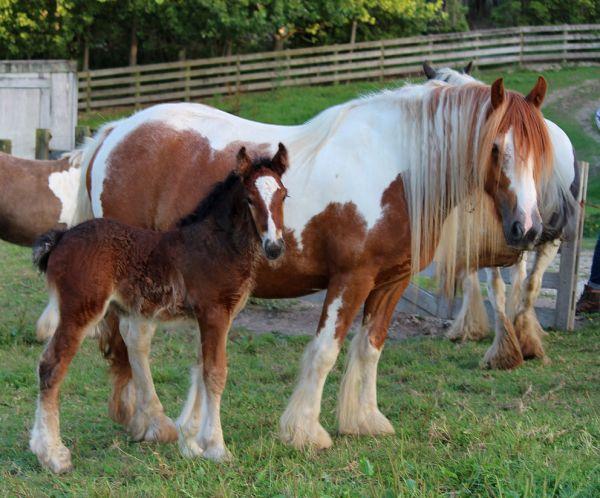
[129,18,138,66]
[82,39,89,71]
[350,20,357,45]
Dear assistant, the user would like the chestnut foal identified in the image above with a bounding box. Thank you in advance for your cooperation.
[29,145,288,474]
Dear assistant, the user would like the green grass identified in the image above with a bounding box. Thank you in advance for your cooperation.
[1,242,599,496]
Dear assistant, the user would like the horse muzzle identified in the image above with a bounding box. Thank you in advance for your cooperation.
[263,238,285,260]
[504,212,542,250]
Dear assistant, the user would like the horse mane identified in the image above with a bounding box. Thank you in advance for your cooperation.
[177,158,272,228]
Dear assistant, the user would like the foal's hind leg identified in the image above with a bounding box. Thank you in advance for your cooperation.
[482,268,524,370]
[338,277,408,436]
[119,318,177,442]
[514,240,559,361]
[30,308,104,473]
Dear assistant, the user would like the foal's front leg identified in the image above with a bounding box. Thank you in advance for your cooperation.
[193,307,233,462]
[119,318,177,442]
[446,272,490,342]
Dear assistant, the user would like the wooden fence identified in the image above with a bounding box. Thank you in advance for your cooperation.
[78,24,600,111]
[401,162,590,331]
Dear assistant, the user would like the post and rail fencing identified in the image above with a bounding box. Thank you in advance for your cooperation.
[78,24,600,112]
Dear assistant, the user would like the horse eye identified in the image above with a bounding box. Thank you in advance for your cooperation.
[492,144,499,156]
[247,198,254,206]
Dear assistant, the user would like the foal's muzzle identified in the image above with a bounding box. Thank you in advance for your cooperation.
[263,238,285,260]
[504,212,542,250]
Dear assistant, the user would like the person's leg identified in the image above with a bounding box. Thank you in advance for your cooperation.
[577,233,600,314]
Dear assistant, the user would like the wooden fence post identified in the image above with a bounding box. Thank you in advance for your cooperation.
[35,129,51,160]
[75,125,91,146]
[184,62,191,102]
[0,139,11,154]
[379,41,385,82]
[555,161,589,330]
[86,71,92,114]
[134,69,141,109]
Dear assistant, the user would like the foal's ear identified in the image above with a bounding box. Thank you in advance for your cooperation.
[270,143,289,176]
[422,62,436,80]
[463,61,473,75]
[236,147,253,177]
[525,76,547,109]
[490,78,505,110]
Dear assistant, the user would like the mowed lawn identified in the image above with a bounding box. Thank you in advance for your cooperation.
[1,241,599,496]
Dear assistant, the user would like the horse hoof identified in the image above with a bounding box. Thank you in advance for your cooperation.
[144,414,178,443]
[339,409,395,436]
[202,445,232,463]
[178,437,204,458]
[31,440,73,474]
[280,419,333,450]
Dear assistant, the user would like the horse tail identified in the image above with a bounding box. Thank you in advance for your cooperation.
[32,229,66,273]
[71,122,117,226]
[98,311,135,425]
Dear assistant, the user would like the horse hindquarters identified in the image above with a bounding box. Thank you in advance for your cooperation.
[30,292,109,474]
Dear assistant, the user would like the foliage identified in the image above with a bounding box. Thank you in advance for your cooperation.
[491,0,600,27]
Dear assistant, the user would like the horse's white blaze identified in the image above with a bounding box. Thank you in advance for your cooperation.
[280,295,343,447]
[255,175,280,243]
[48,166,81,225]
[501,128,538,231]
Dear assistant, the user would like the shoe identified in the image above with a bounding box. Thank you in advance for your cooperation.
[576,285,600,314]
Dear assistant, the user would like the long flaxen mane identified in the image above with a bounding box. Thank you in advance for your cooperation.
[397,81,552,277]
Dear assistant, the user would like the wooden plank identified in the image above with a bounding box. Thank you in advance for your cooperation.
[35,128,51,160]
[0,139,11,153]
[555,162,589,330]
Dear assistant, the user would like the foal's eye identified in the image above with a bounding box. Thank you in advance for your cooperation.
[247,198,254,206]
[492,144,499,156]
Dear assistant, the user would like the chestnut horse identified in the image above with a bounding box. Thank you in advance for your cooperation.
[0,150,85,246]
[423,63,579,369]
[41,78,552,453]
[30,146,289,473]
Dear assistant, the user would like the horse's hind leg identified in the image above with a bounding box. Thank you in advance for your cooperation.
[482,268,524,370]
[514,240,559,361]
[446,272,490,342]
[35,292,60,342]
[119,318,177,442]
[338,277,409,436]
[30,305,104,473]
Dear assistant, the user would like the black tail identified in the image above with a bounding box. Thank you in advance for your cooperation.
[32,229,66,273]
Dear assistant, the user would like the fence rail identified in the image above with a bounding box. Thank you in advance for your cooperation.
[78,24,600,111]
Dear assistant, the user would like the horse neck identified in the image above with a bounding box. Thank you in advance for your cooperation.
[179,181,258,258]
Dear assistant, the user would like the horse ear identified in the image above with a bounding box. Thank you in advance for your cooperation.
[491,78,505,110]
[423,62,436,80]
[270,143,289,176]
[525,76,547,109]
[463,61,473,75]
[236,147,252,177]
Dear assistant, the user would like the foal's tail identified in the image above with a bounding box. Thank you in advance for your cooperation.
[32,229,66,273]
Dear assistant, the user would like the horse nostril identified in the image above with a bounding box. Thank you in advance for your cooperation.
[264,240,284,260]
[510,221,524,241]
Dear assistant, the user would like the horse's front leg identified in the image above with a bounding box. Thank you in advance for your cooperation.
[119,318,177,442]
[446,272,490,342]
[280,273,374,450]
[192,307,232,462]
[507,254,528,321]
[482,268,524,369]
[337,276,409,436]
[513,240,559,360]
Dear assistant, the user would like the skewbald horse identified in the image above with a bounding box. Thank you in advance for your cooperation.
[38,77,553,454]
[423,62,579,369]
[30,146,289,473]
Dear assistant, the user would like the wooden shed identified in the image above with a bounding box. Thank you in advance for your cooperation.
[0,60,78,159]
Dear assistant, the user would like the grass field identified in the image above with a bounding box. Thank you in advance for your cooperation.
[1,241,599,496]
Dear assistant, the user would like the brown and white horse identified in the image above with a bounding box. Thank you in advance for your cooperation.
[42,78,552,452]
[30,146,289,473]
[0,151,84,246]
[424,63,579,369]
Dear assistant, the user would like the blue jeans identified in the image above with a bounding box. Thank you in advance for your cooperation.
[590,233,600,289]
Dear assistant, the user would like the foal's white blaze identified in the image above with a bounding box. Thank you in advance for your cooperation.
[255,175,282,243]
[48,166,82,225]
[501,128,538,231]
[280,295,343,447]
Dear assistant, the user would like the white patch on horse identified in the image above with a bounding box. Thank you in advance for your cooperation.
[48,166,81,225]
[255,175,281,242]
[501,128,537,231]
